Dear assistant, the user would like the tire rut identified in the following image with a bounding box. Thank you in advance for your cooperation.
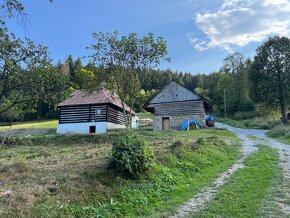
[171,122,290,217]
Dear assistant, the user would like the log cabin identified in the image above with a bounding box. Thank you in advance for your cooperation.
[143,81,209,131]
[56,86,138,134]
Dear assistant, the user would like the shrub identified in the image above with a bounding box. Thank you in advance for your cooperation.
[267,125,290,138]
[108,133,154,178]
[231,111,260,120]
[197,136,225,147]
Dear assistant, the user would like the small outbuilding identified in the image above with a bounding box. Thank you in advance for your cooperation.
[57,86,138,134]
[143,81,209,131]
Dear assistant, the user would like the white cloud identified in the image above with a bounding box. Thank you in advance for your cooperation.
[190,0,290,51]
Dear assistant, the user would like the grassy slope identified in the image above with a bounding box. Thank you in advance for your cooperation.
[0,128,240,217]
[195,145,280,217]
[0,120,58,130]
[267,125,290,145]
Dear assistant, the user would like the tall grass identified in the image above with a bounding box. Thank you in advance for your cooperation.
[267,125,290,144]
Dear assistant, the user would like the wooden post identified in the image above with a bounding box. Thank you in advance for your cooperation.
[224,89,227,119]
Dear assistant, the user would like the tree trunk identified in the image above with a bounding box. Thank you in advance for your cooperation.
[280,99,288,123]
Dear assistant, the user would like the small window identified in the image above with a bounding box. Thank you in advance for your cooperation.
[89,126,96,133]
[95,109,101,115]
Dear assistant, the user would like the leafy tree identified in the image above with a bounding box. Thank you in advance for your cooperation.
[35,66,70,119]
[222,52,254,113]
[0,21,49,117]
[88,31,169,128]
[249,36,290,123]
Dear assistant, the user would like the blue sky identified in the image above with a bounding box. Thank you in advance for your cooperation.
[7,0,290,74]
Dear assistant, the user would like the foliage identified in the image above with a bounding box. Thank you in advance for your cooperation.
[87,31,169,127]
[196,145,280,217]
[249,36,290,122]
[108,133,154,178]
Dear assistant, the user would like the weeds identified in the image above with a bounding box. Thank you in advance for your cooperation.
[267,125,290,144]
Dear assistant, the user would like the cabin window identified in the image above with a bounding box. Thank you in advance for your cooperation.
[95,109,101,115]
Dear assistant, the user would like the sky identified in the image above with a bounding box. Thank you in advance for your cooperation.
[6,0,290,74]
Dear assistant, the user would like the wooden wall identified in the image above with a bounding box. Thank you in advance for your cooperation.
[59,105,107,124]
[152,100,205,116]
[107,105,127,125]
[149,81,200,104]
[59,104,129,125]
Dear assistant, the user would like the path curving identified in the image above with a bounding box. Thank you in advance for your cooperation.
[171,122,290,217]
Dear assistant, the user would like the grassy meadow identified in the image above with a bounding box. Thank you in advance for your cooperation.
[0,120,58,130]
[0,127,240,217]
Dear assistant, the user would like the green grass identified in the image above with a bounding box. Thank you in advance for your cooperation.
[0,120,58,130]
[0,128,240,217]
[267,125,290,145]
[137,112,154,119]
[218,117,280,130]
[194,145,280,217]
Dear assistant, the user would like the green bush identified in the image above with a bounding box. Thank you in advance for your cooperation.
[108,133,154,178]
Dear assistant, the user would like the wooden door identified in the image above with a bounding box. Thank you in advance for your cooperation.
[162,117,170,131]
[89,126,96,133]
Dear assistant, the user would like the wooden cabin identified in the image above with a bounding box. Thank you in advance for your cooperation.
[143,81,208,131]
[57,87,138,134]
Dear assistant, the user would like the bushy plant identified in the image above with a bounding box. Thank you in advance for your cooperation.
[108,133,154,178]
[231,111,260,120]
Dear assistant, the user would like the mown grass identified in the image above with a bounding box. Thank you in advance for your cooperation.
[0,120,58,130]
[218,117,280,130]
[0,128,240,217]
[194,145,280,217]
[267,125,290,145]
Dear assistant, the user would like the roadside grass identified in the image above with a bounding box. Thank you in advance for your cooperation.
[0,128,240,217]
[267,125,290,145]
[194,145,281,217]
[0,120,58,130]
[218,117,280,130]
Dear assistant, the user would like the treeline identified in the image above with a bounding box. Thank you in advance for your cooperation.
[0,51,281,121]
[49,52,255,118]
[1,28,289,123]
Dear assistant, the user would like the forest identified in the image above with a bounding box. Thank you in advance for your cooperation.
[1,40,289,124]
[0,0,289,125]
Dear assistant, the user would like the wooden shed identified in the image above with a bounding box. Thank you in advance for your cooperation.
[57,86,138,134]
[143,81,208,131]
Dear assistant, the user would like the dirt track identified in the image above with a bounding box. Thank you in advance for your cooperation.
[172,123,290,217]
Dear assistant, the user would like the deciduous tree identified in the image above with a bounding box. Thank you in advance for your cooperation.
[249,36,290,123]
[88,31,169,128]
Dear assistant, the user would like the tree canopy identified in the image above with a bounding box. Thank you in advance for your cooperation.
[87,31,169,127]
[249,36,290,122]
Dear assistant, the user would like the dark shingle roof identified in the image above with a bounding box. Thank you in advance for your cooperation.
[58,88,135,114]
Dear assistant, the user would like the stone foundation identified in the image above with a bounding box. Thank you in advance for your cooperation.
[153,115,205,131]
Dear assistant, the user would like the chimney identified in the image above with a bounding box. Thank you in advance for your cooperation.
[111,90,117,97]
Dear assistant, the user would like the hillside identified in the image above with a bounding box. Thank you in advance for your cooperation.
[0,128,240,217]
